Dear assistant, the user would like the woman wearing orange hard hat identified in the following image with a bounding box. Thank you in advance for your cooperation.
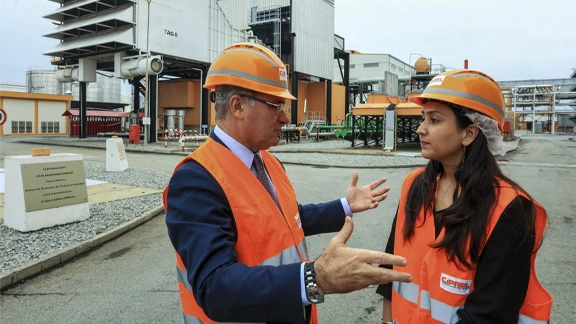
[376,69,552,324]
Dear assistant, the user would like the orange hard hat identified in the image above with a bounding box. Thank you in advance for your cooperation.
[409,69,505,130]
[204,42,296,100]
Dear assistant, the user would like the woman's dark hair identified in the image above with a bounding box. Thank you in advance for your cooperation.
[403,103,536,270]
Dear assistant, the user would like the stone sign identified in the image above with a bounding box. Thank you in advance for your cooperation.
[21,160,88,212]
[4,153,90,232]
[106,137,129,172]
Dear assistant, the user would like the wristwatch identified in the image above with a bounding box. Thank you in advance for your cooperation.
[304,262,324,304]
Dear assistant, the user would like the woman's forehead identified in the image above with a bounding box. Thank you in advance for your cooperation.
[422,101,453,114]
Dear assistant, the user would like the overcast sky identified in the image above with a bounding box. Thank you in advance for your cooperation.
[1,0,574,85]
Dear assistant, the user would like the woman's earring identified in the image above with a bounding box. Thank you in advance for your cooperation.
[454,145,466,182]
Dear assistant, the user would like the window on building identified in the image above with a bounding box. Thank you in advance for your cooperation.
[349,64,355,69]
[12,120,33,133]
[399,68,404,74]
[391,64,397,70]
[364,63,379,68]
[41,121,60,133]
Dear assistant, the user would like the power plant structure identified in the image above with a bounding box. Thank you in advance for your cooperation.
[40,0,341,143]
[1,1,574,149]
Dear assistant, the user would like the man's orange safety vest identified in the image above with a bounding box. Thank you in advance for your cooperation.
[164,137,318,324]
[391,169,552,324]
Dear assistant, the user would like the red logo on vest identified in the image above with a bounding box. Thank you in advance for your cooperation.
[440,273,472,295]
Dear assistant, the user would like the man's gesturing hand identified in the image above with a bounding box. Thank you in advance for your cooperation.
[346,171,390,213]
[314,217,412,294]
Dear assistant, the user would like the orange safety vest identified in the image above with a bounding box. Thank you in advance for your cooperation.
[163,137,318,324]
[391,169,552,324]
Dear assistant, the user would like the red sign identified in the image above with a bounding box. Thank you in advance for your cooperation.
[0,109,7,126]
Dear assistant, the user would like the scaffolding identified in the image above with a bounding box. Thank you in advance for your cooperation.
[511,85,576,134]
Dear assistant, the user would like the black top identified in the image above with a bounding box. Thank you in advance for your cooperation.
[376,196,535,324]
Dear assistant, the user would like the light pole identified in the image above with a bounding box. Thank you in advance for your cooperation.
[144,0,151,146]
[512,87,517,132]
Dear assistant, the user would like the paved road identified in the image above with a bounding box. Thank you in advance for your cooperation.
[1,135,575,323]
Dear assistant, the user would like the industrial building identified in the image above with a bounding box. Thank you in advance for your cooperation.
[0,69,128,136]
[40,0,344,141]
[0,91,72,136]
[498,71,576,134]
[332,51,415,102]
[3,1,574,147]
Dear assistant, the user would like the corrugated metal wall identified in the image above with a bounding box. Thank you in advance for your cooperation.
[208,0,247,62]
[136,0,210,63]
[292,0,334,80]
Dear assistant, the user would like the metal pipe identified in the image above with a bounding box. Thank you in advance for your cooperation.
[144,0,151,146]
[551,90,556,135]
[512,88,517,132]
[190,68,204,134]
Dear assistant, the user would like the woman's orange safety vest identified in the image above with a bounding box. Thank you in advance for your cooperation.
[391,169,552,324]
[163,137,318,324]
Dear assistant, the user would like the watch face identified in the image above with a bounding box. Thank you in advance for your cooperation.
[308,287,324,304]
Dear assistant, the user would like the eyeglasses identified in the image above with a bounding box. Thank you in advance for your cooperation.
[240,95,286,112]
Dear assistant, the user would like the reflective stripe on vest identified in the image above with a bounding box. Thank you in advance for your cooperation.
[260,240,308,266]
[518,314,548,324]
[183,314,203,324]
[392,282,461,323]
[419,289,462,324]
[176,241,307,293]
[183,313,263,324]
[392,281,419,304]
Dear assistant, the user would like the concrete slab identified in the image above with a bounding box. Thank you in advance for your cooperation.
[85,183,162,204]
[0,184,161,219]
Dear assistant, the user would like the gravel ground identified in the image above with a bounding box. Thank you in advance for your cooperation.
[0,161,170,273]
[274,152,428,168]
[276,138,358,150]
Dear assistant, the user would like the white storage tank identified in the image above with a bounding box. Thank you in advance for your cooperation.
[26,69,122,103]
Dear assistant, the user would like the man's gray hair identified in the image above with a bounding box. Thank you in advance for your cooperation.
[214,85,255,121]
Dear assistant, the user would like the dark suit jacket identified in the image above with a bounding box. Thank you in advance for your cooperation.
[166,133,346,323]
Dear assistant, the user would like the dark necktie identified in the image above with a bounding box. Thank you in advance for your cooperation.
[252,154,281,209]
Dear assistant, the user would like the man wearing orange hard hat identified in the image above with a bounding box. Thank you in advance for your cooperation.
[164,42,412,323]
